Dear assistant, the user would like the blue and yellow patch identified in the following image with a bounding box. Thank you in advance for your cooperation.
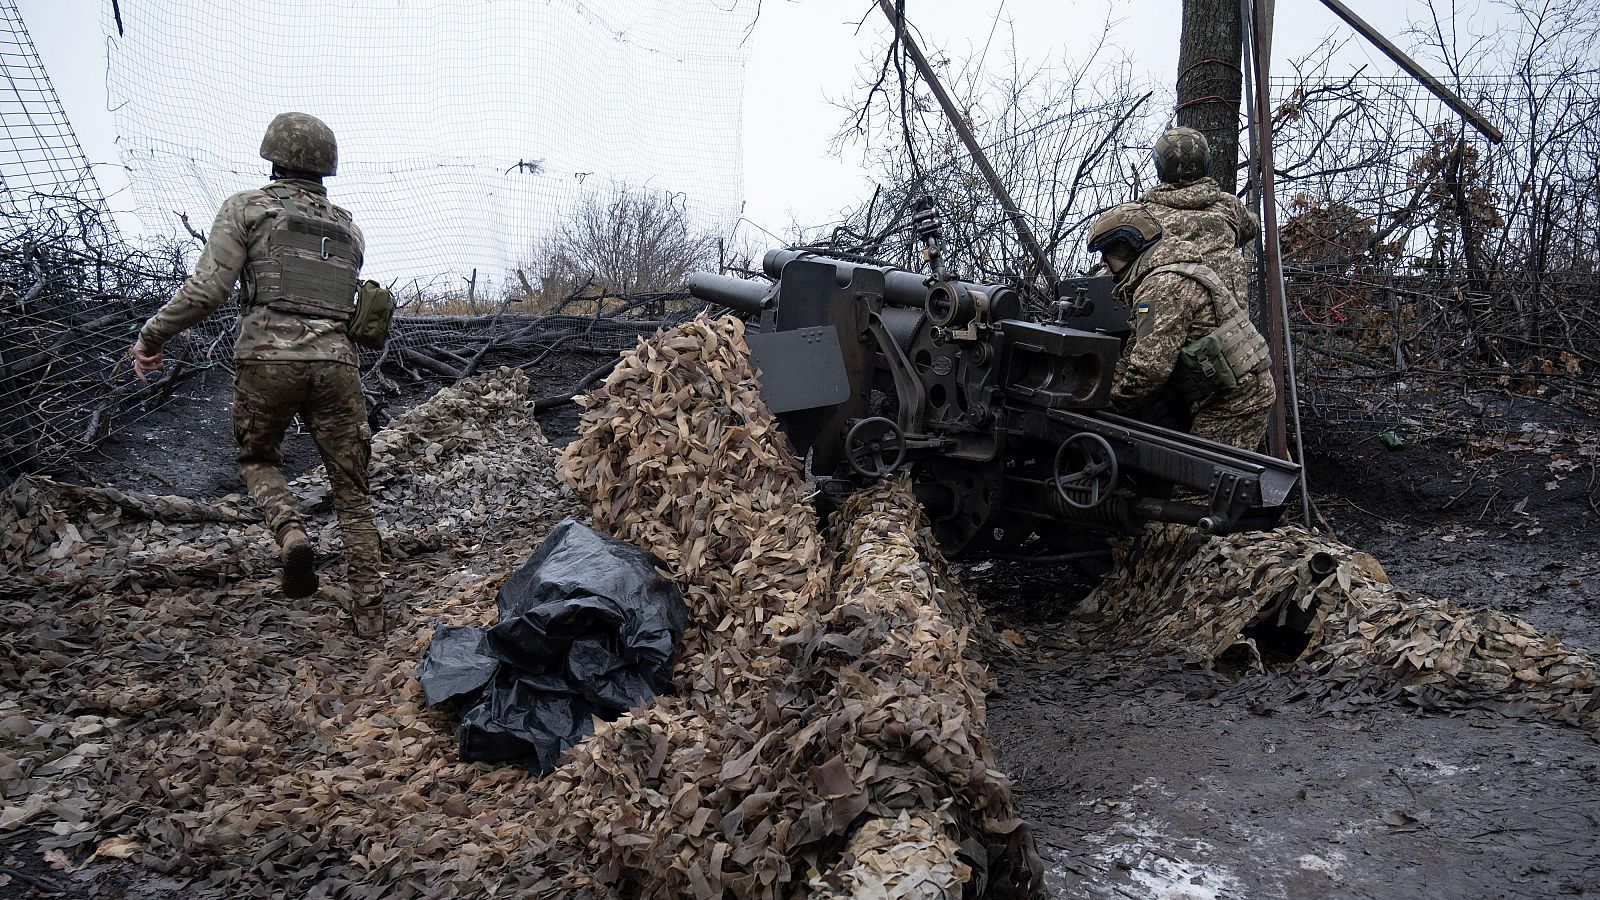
[1135,302,1151,314]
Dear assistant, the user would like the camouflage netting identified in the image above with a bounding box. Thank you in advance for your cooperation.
[8,312,1594,898]
[1,318,1037,897]
[1076,528,1600,732]
[533,314,1037,897]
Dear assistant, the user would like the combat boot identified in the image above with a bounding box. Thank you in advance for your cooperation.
[348,580,387,638]
[279,526,319,599]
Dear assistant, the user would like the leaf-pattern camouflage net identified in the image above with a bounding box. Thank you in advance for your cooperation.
[536,313,1038,897]
[1,320,1038,897]
[1078,528,1600,732]
[2,369,588,895]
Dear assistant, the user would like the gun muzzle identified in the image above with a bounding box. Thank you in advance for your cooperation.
[686,272,773,317]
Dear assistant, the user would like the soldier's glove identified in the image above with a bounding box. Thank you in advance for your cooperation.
[129,339,166,383]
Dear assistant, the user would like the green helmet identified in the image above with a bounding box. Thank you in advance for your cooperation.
[1153,126,1210,185]
[1087,203,1164,256]
[259,112,338,176]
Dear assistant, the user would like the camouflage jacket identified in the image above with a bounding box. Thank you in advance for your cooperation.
[1140,177,1258,300]
[1110,237,1233,411]
[138,178,364,365]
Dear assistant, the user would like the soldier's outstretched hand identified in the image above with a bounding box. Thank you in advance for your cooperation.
[129,339,165,382]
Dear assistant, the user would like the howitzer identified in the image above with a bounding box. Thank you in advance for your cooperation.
[687,245,1300,557]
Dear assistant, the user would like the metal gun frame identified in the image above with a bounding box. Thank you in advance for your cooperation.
[688,249,1299,557]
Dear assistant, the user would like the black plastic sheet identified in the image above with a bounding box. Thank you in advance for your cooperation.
[419,517,686,773]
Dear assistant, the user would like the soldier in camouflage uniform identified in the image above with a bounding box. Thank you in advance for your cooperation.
[128,113,385,637]
[1087,203,1275,452]
[1141,127,1259,303]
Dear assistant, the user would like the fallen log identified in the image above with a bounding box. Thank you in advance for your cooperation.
[395,346,462,379]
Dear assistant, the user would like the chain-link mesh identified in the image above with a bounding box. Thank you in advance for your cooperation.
[0,0,187,477]
[1270,74,1600,439]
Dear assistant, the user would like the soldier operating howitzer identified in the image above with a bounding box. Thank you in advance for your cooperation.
[1141,126,1260,304]
[687,206,1300,558]
[1088,203,1275,453]
[127,113,393,636]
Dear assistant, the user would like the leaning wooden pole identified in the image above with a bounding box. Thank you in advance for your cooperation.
[1316,0,1502,144]
[874,0,1060,287]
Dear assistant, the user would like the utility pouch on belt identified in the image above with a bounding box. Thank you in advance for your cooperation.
[1175,332,1238,402]
[347,279,393,349]
[248,184,360,322]
[1145,260,1272,404]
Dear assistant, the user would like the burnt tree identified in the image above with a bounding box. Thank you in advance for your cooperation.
[1176,0,1245,192]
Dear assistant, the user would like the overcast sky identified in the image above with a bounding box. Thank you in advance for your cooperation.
[18,0,1469,251]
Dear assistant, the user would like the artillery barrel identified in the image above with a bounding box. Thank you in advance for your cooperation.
[760,248,1017,314]
[685,272,773,316]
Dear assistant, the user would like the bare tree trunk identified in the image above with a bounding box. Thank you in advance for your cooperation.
[1177,0,1244,193]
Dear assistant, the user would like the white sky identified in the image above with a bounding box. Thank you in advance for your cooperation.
[19,0,1466,247]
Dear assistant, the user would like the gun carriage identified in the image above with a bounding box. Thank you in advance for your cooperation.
[687,220,1299,558]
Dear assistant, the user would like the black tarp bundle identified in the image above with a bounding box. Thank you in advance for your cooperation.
[419,517,687,773]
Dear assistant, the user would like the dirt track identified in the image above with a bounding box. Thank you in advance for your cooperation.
[974,416,1600,899]
[10,361,1599,899]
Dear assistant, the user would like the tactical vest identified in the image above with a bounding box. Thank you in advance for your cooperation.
[246,184,360,321]
[1137,261,1271,400]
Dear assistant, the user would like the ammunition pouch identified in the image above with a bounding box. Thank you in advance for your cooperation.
[347,279,394,350]
[1175,332,1237,402]
[1146,262,1271,403]
[247,184,361,322]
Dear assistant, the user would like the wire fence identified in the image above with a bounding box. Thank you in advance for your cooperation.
[1270,73,1600,441]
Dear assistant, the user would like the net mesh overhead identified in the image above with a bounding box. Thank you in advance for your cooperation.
[102,0,755,289]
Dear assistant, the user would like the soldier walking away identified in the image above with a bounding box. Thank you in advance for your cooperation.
[1087,203,1275,452]
[126,112,386,637]
[1141,126,1259,304]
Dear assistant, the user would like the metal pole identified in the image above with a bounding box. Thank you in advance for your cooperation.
[874,0,1060,286]
[1248,0,1289,462]
[1315,0,1502,143]
[1245,0,1312,528]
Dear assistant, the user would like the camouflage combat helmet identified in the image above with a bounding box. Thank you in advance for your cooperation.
[259,112,338,176]
[1087,203,1164,256]
[1152,126,1210,185]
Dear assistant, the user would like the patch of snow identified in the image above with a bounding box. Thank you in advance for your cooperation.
[1294,851,1347,876]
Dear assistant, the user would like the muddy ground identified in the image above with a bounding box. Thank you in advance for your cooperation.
[973,393,1600,900]
[7,361,1598,899]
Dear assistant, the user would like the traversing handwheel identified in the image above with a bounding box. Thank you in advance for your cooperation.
[1053,432,1119,509]
[845,417,907,478]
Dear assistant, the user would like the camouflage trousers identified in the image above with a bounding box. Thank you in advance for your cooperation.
[1190,369,1275,452]
[232,361,380,590]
